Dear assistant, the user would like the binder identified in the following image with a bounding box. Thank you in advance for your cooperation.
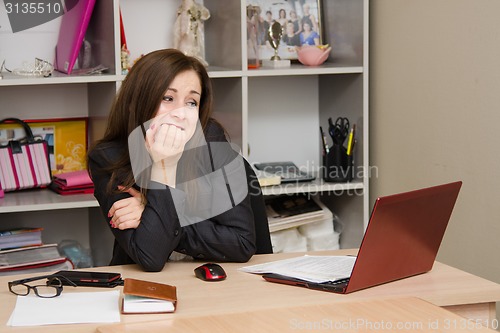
[54,0,96,74]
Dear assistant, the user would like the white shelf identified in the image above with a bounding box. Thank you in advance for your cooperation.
[208,69,244,79]
[245,64,363,77]
[0,190,98,213]
[0,72,121,86]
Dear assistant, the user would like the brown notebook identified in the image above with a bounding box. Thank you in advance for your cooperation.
[121,278,177,314]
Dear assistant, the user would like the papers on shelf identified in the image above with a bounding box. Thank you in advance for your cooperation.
[254,169,281,187]
[239,255,356,283]
[266,195,332,233]
[7,290,120,326]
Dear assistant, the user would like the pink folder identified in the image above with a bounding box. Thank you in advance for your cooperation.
[53,170,93,187]
[55,0,96,74]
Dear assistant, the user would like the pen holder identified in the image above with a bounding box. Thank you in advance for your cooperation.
[323,144,354,182]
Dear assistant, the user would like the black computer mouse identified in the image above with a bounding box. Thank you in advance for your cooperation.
[194,263,227,281]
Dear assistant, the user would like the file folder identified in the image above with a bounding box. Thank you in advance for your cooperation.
[55,0,96,74]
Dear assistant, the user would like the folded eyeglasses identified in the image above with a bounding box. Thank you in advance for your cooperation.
[8,274,77,298]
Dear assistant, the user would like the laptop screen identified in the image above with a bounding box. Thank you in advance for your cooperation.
[345,181,462,293]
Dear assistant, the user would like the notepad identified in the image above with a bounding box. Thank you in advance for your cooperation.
[123,294,175,313]
[121,278,177,314]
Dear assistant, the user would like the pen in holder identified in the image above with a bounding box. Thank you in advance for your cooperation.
[323,143,354,182]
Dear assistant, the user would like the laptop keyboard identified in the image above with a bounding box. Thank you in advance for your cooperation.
[324,278,350,286]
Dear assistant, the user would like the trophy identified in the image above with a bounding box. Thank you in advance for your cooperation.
[262,21,291,68]
[268,21,282,60]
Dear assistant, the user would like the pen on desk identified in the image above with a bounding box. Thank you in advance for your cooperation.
[320,126,329,155]
[346,124,356,156]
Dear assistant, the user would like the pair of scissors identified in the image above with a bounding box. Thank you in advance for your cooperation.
[328,117,350,145]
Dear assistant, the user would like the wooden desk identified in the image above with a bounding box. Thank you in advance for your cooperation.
[96,297,497,333]
[1,249,500,332]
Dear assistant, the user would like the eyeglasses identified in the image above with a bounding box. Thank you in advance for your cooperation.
[8,274,77,298]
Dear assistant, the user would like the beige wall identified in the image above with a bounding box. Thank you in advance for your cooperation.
[370,0,500,288]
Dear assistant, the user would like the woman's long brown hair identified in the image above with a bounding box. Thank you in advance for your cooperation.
[88,49,214,194]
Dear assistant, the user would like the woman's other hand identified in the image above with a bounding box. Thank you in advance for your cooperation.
[108,186,144,230]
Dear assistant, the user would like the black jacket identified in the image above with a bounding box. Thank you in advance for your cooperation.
[88,121,257,271]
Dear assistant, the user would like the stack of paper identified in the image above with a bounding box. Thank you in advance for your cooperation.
[240,255,356,283]
[298,216,341,251]
[8,290,121,326]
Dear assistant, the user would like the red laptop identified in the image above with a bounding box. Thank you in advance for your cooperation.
[263,181,462,293]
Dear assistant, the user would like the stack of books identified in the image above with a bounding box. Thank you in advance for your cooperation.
[0,227,43,250]
[50,170,94,195]
[0,228,73,276]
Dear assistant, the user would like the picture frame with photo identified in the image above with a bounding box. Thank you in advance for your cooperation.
[246,0,323,62]
[0,118,88,174]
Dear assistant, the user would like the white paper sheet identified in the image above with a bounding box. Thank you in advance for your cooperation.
[239,255,356,283]
[7,290,121,326]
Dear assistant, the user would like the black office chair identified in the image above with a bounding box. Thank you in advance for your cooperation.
[244,159,273,254]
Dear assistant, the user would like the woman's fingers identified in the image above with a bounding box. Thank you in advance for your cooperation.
[145,124,187,162]
[108,186,145,230]
[158,124,186,149]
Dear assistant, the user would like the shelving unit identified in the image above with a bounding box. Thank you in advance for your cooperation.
[0,0,369,265]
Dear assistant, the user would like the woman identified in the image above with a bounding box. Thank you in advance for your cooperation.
[301,3,319,33]
[277,8,288,31]
[282,21,301,47]
[289,10,302,35]
[87,49,257,271]
[300,21,320,46]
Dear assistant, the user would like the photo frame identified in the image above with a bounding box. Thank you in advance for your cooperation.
[246,0,323,62]
[0,118,88,174]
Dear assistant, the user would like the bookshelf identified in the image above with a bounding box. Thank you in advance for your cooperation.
[0,0,369,265]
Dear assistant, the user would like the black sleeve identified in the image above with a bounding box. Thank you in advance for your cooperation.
[88,145,183,272]
[174,122,257,262]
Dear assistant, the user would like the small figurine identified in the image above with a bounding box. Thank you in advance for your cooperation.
[247,5,262,68]
[174,0,210,66]
[121,44,131,75]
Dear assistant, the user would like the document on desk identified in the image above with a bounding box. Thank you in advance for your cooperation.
[7,290,121,326]
[240,255,356,283]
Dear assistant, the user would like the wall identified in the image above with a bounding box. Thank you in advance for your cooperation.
[370,0,500,301]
